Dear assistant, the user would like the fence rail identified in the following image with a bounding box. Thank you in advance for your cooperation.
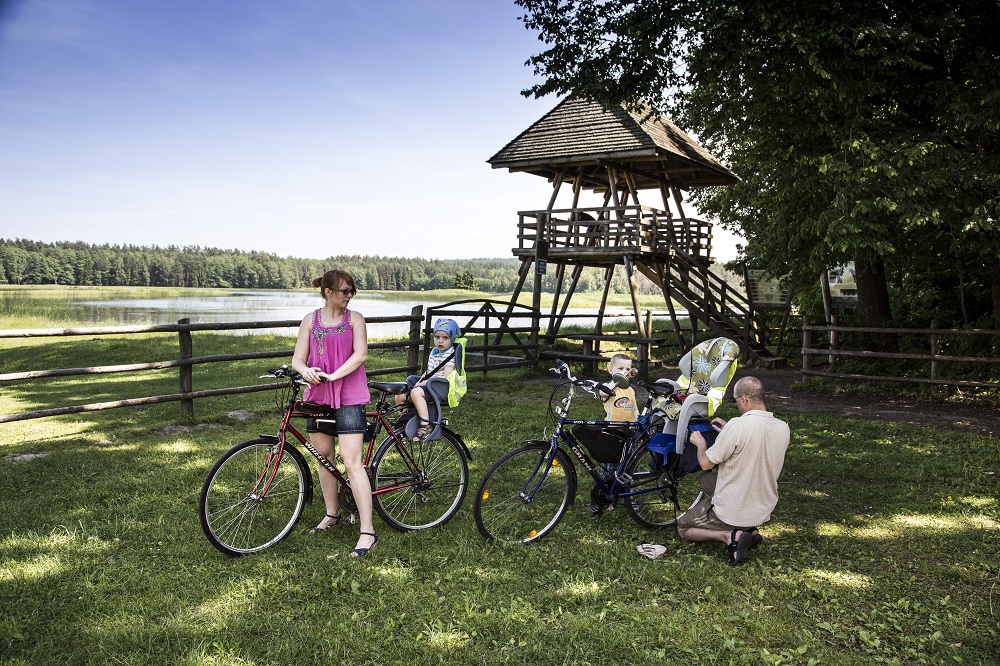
[2,300,725,424]
[801,316,1000,394]
[0,309,425,424]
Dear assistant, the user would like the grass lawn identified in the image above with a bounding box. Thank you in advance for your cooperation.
[1,334,998,665]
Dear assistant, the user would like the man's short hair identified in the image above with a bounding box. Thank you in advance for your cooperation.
[733,376,765,403]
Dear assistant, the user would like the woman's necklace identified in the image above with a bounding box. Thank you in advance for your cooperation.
[323,308,348,333]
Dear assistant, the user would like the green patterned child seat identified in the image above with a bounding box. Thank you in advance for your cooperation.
[651,337,740,453]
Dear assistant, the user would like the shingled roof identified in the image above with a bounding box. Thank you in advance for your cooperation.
[488,97,737,189]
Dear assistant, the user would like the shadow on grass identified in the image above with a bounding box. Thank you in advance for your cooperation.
[1,364,997,664]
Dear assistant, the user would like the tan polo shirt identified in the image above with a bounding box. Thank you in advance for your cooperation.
[706,409,790,527]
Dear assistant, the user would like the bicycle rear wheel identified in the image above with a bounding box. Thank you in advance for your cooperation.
[199,438,309,556]
[623,448,703,528]
[474,443,576,544]
[371,428,469,531]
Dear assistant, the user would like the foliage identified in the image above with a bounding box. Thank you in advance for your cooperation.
[0,238,676,296]
[0,342,997,664]
[516,0,1000,328]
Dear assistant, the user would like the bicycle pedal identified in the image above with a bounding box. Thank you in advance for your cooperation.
[341,513,357,526]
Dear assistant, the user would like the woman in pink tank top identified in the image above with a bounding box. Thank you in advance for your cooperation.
[291,269,378,557]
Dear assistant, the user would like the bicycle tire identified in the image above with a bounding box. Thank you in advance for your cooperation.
[371,427,469,531]
[623,447,703,529]
[199,438,309,556]
[473,443,576,544]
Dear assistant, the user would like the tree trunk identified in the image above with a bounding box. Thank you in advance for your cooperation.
[854,253,898,352]
[992,256,1000,331]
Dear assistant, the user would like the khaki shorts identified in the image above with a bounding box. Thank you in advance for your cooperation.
[676,472,749,540]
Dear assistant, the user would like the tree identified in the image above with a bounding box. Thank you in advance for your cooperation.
[517,0,1000,330]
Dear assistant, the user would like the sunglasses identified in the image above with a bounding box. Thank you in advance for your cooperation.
[331,288,356,296]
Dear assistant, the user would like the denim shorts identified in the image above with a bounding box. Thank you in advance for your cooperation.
[333,404,367,435]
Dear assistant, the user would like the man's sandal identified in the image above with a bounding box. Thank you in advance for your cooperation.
[309,513,341,534]
[727,529,753,566]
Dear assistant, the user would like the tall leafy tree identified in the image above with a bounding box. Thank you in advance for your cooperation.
[517,0,1000,329]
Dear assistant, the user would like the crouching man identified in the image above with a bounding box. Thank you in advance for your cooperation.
[678,376,790,566]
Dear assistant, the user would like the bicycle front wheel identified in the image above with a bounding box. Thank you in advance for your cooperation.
[473,443,576,544]
[623,448,703,528]
[199,438,309,556]
[371,428,469,531]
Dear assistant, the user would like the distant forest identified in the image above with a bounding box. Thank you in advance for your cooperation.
[0,238,655,294]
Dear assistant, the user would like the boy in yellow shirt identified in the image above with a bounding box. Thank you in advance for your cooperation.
[588,354,638,513]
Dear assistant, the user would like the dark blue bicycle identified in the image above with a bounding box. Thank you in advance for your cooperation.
[473,360,707,544]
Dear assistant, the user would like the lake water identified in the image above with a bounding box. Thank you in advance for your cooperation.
[69,290,644,338]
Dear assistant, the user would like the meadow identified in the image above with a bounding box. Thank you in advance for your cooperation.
[0,288,997,665]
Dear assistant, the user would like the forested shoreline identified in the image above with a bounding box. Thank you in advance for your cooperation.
[0,238,643,293]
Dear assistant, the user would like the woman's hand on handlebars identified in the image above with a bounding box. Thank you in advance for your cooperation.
[301,366,329,385]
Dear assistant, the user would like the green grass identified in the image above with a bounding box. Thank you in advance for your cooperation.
[1,333,998,665]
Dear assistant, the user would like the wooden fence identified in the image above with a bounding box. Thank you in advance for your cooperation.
[801,315,1000,394]
[0,308,425,424]
[1,299,736,424]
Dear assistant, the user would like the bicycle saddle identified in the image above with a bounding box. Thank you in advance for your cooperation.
[368,381,408,395]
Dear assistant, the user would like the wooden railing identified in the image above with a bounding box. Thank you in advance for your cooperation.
[0,308,425,424]
[801,316,1000,394]
[515,206,713,262]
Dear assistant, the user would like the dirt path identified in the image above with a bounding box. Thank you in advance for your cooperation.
[739,366,999,437]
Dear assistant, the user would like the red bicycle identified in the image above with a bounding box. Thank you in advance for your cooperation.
[198,366,471,556]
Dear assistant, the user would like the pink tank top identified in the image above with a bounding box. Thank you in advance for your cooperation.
[302,308,369,408]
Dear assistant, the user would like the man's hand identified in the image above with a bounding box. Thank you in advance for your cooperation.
[689,429,715,471]
[710,417,727,432]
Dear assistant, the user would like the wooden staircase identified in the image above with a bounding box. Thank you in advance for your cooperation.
[635,249,775,360]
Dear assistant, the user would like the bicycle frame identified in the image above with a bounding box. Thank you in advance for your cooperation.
[253,380,443,502]
[523,380,658,504]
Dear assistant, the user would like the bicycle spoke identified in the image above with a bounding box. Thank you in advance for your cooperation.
[371,430,468,531]
[474,444,574,544]
[199,440,308,556]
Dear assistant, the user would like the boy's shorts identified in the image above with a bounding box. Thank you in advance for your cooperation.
[405,375,448,404]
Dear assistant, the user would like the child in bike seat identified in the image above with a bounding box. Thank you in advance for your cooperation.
[586,354,639,514]
[396,318,461,442]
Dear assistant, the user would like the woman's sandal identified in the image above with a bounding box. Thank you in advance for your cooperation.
[349,531,379,558]
[727,528,753,566]
[309,513,341,534]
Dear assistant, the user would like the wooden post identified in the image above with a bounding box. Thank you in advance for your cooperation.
[644,309,652,338]
[930,319,939,398]
[178,318,194,418]
[829,314,838,371]
[801,314,811,384]
[583,339,596,375]
[636,341,649,378]
[483,310,491,376]
[531,225,548,363]
[407,305,423,373]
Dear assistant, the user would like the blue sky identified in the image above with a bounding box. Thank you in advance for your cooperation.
[0,0,740,261]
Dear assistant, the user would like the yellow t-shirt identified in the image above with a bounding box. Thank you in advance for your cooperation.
[605,386,638,422]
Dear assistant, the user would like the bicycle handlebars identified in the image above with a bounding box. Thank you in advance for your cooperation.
[262,365,328,384]
[550,359,614,397]
[550,359,681,402]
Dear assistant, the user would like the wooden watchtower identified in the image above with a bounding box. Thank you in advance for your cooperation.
[488,97,773,369]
